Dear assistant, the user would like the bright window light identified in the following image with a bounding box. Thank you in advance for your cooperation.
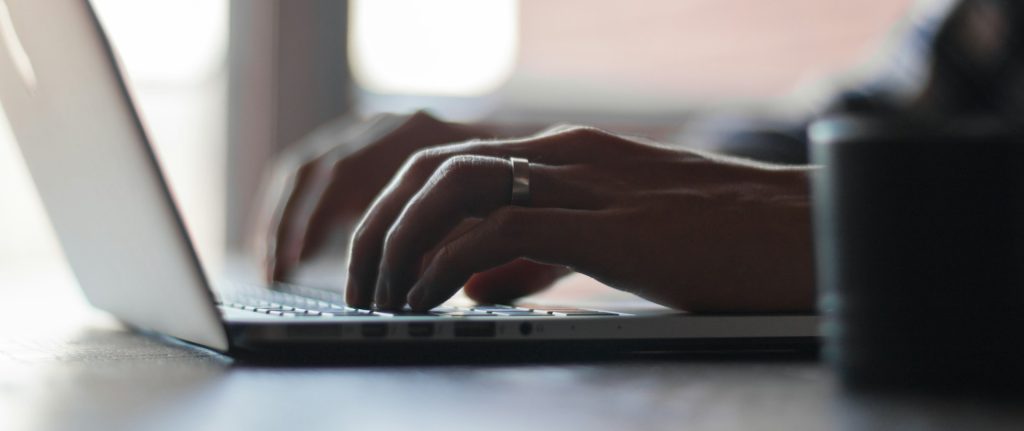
[91,0,228,84]
[90,0,230,269]
[349,0,519,97]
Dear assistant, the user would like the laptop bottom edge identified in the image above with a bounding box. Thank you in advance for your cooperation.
[225,337,820,364]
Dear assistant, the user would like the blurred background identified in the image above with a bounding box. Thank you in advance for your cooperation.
[0,0,916,291]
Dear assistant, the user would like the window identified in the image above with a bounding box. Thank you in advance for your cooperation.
[350,0,518,97]
[350,0,918,119]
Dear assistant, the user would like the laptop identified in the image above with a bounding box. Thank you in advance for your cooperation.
[0,0,817,359]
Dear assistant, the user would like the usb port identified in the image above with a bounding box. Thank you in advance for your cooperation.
[361,323,388,338]
[453,322,496,338]
[407,323,435,338]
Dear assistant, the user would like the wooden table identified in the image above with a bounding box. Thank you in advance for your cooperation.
[2,263,1021,431]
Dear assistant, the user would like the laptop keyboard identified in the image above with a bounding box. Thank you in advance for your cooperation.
[216,283,620,318]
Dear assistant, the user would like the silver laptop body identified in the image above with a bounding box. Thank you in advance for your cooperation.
[0,0,817,358]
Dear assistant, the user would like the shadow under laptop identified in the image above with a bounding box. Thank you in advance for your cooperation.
[223,337,820,367]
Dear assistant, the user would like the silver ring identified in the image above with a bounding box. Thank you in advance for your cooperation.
[510,157,530,206]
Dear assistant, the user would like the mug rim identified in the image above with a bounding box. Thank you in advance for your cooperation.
[808,114,1022,148]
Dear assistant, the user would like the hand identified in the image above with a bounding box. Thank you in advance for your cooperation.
[260,111,476,281]
[346,126,816,312]
[259,111,567,302]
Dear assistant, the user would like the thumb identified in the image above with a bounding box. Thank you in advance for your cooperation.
[463,259,570,304]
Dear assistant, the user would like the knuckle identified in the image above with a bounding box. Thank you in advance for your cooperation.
[327,154,352,175]
[539,123,579,135]
[560,125,607,140]
[380,227,401,262]
[433,243,457,266]
[274,146,310,171]
[434,154,483,184]
[296,160,318,177]
[350,214,379,248]
[408,148,433,165]
[291,158,325,184]
[406,148,443,174]
[532,126,613,153]
[408,109,439,124]
[351,223,371,247]
[407,141,485,179]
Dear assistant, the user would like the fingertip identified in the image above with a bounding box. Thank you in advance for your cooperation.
[406,285,429,311]
[463,260,559,304]
[264,265,275,284]
[271,263,287,283]
[269,254,292,284]
[344,276,370,308]
[373,276,392,310]
[261,254,273,280]
[344,282,359,306]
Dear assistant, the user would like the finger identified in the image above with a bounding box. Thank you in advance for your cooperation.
[294,179,348,260]
[296,114,471,261]
[373,155,509,308]
[373,155,600,309]
[407,207,593,311]
[345,131,605,307]
[263,115,400,281]
[250,158,293,268]
[274,115,414,270]
[417,218,483,275]
[463,259,571,304]
[267,160,328,281]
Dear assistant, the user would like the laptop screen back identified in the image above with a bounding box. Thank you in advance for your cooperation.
[0,0,227,350]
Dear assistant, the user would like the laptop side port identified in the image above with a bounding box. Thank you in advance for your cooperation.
[453,322,496,337]
[361,323,388,338]
[407,322,434,338]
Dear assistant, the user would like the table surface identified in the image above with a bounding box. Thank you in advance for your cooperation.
[2,263,1022,431]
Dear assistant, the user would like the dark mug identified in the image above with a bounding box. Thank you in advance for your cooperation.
[809,114,1024,393]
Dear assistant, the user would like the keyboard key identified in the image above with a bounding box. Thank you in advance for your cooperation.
[515,304,619,316]
[470,305,515,311]
[536,307,587,312]
[550,311,618,316]
[306,308,342,313]
[441,311,494,317]
[487,310,546,316]
[427,306,461,314]
[254,307,290,313]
